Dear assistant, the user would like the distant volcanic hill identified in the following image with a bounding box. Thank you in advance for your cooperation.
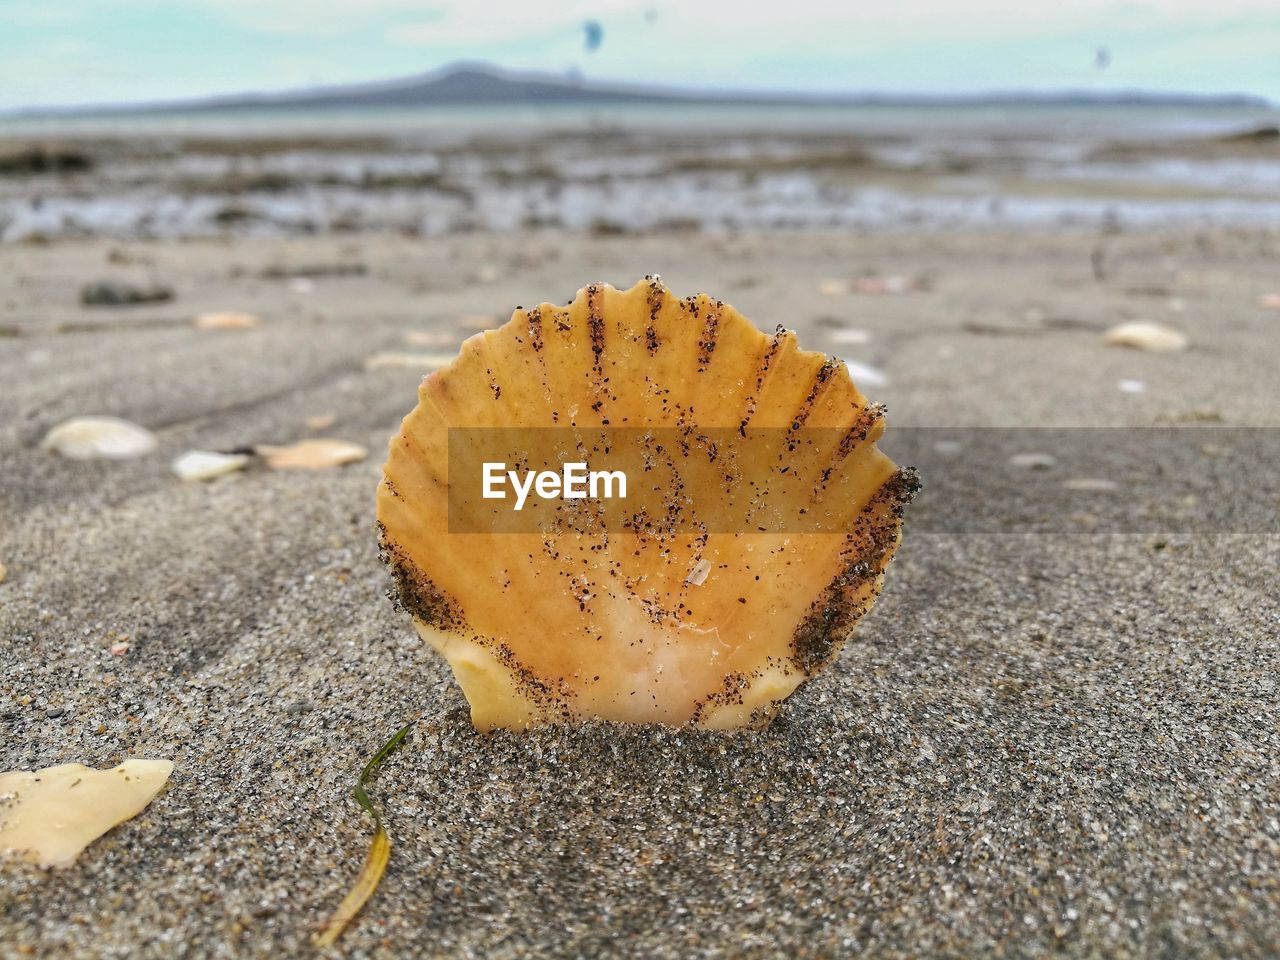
[12,63,1273,116]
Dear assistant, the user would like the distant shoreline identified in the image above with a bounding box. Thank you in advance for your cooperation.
[3,108,1279,242]
[7,63,1273,119]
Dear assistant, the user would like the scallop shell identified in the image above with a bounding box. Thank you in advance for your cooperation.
[377,278,916,731]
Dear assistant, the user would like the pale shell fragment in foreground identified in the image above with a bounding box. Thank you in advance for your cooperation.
[0,759,174,868]
[41,416,158,460]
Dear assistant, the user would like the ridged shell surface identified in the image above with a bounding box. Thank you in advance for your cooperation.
[378,278,916,730]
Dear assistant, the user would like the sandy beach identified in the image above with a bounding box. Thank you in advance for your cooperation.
[1,224,1279,957]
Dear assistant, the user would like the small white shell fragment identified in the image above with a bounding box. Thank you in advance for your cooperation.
[455,313,499,331]
[304,413,337,431]
[1118,379,1147,394]
[1103,321,1188,353]
[1258,293,1280,310]
[685,559,712,587]
[853,276,908,294]
[41,416,157,460]
[1009,452,1057,470]
[257,439,367,470]
[1063,477,1120,492]
[827,328,871,345]
[842,358,888,388]
[0,759,173,868]
[364,352,455,371]
[193,311,261,330]
[171,450,249,482]
[110,641,130,656]
[404,330,459,347]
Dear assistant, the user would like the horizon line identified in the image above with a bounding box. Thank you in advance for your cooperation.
[6,61,1276,119]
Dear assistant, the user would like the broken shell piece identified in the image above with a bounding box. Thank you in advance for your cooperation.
[171,450,249,482]
[823,276,927,296]
[455,313,499,331]
[827,328,871,345]
[364,352,455,371]
[1009,452,1057,470]
[685,559,712,587]
[1103,321,1188,353]
[0,759,173,868]
[110,641,130,656]
[1259,293,1280,310]
[404,330,459,348]
[378,279,915,732]
[41,416,157,460]
[304,413,337,431]
[1063,477,1120,492]
[853,276,905,294]
[193,311,261,330]
[841,358,888,388]
[258,439,367,470]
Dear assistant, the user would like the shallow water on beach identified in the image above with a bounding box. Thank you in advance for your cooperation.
[2,101,1278,240]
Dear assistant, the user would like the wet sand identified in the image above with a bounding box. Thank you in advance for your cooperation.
[1,227,1278,957]
[4,119,1280,240]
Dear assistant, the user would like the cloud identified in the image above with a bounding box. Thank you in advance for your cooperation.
[2,0,1276,108]
[199,0,447,36]
[385,0,647,46]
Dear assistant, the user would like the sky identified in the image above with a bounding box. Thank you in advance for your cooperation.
[1,0,1278,110]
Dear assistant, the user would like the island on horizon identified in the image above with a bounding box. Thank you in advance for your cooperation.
[9,62,1274,118]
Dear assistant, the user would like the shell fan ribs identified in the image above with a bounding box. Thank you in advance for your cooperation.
[377,278,916,731]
